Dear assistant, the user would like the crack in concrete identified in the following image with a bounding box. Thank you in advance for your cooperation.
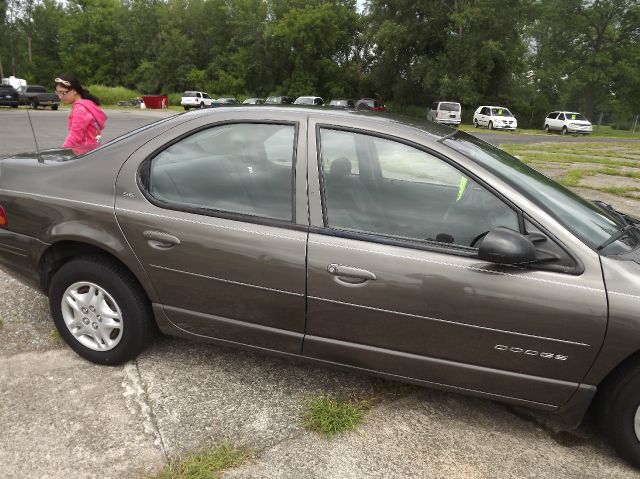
[122,360,170,461]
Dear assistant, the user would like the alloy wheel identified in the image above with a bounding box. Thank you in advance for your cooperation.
[60,281,123,351]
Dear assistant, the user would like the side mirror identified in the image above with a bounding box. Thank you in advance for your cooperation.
[478,227,537,264]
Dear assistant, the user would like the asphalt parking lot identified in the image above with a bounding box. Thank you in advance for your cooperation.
[1,108,640,478]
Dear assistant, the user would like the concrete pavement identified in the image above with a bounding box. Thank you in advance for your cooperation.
[1,265,639,478]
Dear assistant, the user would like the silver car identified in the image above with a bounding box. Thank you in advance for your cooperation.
[0,108,639,468]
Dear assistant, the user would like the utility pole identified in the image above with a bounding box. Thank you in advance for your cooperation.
[633,115,638,134]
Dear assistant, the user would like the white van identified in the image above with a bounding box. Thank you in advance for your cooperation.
[427,101,462,126]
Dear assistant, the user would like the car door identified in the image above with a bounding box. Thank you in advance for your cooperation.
[479,107,490,126]
[114,112,309,354]
[545,112,557,130]
[303,120,607,407]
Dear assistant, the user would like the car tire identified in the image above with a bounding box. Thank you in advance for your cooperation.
[473,119,479,128]
[52,104,58,111]
[48,256,156,365]
[544,124,550,133]
[30,99,38,109]
[199,102,205,109]
[488,121,494,130]
[596,360,640,469]
[562,126,568,135]
[183,106,189,111]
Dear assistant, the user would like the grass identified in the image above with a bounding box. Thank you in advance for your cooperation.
[457,123,639,139]
[49,328,62,340]
[501,141,640,199]
[302,393,374,437]
[151,441,250,479]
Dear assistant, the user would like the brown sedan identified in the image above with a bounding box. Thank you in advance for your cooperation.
[0,107,639,467]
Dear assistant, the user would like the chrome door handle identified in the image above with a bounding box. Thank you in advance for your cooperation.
[327,263,377,282]
[143,230,181,249]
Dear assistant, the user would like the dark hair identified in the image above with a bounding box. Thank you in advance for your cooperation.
[54,74,101,106]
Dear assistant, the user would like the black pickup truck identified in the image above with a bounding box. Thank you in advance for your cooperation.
[17,85,60,110]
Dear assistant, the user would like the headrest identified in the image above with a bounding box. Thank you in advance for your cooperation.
[329,157,351,178]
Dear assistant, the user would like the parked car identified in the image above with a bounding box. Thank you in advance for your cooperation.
[2,107,640,469]
[294,96,324,106]
[17,85,60,110]
[544,111,592,135]
[0,85,19,108]
[427,101,462,126]
[264,95,294,105]
[473,106,517,130]
[213,97,240,105]
[180,91,214,110]
[356,98,385,111]
[242,98,265,105]
[328,99,355,109]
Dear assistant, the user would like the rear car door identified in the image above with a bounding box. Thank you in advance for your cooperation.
[304,119,607,407]
[479,107,490,126]
[114,111,308,354]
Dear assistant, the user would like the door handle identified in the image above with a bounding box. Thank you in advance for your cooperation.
[327,263,377,284]
[143,230,181,249]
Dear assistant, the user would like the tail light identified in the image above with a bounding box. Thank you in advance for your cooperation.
[0,205,7,228]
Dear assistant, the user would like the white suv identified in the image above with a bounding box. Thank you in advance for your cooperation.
[473,106,517,130]
[180,91,214,110]
[544,111,592,135]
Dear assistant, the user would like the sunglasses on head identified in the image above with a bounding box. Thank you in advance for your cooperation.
[54,77,71,87]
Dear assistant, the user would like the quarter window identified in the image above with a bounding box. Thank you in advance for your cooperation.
[319,129,519,247]
[148,123,295,220]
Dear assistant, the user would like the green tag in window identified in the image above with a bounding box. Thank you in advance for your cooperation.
[457,176,468,201]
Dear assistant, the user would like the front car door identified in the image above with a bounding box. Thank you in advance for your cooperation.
[304,117,607,410]
[114,110,308,354]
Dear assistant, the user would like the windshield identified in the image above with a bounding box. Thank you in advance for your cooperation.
[440,102,460,112]
[491,108,512,117]
[443,132,640,254]
[565,113,588,122]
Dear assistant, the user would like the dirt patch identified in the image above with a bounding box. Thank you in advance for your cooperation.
[580,173,640,190]
[532,165,640,216]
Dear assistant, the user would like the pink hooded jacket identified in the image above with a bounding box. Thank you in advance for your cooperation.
[63,99,107,154]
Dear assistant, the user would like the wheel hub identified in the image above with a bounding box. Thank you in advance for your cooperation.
[60,281,123,352]
[635,405,640,442]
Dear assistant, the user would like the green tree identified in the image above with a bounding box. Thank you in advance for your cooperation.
[58,0,125,85]
[265,0,359,98]
[532,0,640,122]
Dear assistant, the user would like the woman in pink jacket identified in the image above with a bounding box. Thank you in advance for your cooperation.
[54,75,107,154]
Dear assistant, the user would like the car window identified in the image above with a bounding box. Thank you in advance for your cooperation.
[319,128,519,247]
[481,107,489,115]
[567,113,587,121]
[444,131,640,253]
[148,123,295,221]
[491,108,512,117]
[439,102,460,112]
[320,129,360,174]
[558,113,565,120]
[547,112,558,120]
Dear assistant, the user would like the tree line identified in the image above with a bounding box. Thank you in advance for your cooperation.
[1,0,639,128]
